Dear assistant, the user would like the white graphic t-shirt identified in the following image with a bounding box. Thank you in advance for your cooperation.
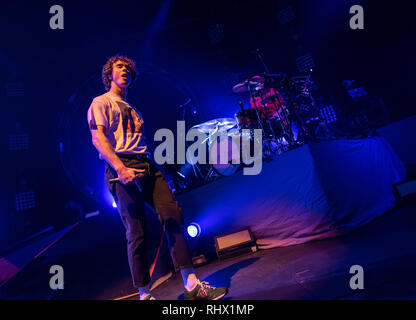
[87,91,147,155]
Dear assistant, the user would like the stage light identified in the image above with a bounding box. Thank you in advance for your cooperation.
[320,105,337,124]
[296,53,315,73]
[6,82,24,97]
[112,201,117,208]
[15,191,36,211]
[215,228,257,260]
[277,6,295,25]
[187,223,201,238]
[9,133,29,151]
[393,179,416,202]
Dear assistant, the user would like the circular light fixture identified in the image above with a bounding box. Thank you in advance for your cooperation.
[187,223,201,238]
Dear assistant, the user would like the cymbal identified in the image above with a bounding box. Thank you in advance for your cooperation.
[191,118,237,133]
[232,75,265,93]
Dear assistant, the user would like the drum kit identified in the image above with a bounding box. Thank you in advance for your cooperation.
[176,50,332,190]
[190,118,242,177]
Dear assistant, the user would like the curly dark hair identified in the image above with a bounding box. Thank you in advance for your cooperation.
[102,55,137,91]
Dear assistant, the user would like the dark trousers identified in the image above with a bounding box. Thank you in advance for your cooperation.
[105,156,193,288]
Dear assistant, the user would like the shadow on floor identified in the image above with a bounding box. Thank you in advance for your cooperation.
[176,257,260,300]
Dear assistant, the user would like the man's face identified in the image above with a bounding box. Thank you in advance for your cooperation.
[110,60,132,89]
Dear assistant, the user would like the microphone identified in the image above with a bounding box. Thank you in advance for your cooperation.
[134,177,143,192]
[109,174,143,192]
[178,98,191,108]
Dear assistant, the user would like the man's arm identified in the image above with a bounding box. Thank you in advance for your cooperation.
[91,125,145,184]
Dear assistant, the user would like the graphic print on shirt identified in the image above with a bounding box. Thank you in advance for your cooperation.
[116,101,144,134]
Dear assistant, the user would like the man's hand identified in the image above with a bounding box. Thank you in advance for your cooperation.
[90,125,147,185]
[117,167,147,185]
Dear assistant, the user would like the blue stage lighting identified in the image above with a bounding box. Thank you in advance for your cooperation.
[187,223,201,238]
[112,201,117,208]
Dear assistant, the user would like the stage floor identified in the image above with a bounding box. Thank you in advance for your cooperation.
[150,201,416,300]
[2,200,416,300]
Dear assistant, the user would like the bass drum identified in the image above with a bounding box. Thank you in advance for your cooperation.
[209,129,262,176]
[209,133,241,176]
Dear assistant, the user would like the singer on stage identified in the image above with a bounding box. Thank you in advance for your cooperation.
[87,55,228,300]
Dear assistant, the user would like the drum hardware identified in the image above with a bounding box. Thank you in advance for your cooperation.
[208,131,241,177]
[179,117,249,186]
[176,51,342,190]
[178,98,192,121]
[233,71,298,150]
[257,88,290,142]
[252,50,295,144]
[175,113,288,190]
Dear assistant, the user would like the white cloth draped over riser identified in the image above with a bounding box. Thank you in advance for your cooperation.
[177,137,406,249]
